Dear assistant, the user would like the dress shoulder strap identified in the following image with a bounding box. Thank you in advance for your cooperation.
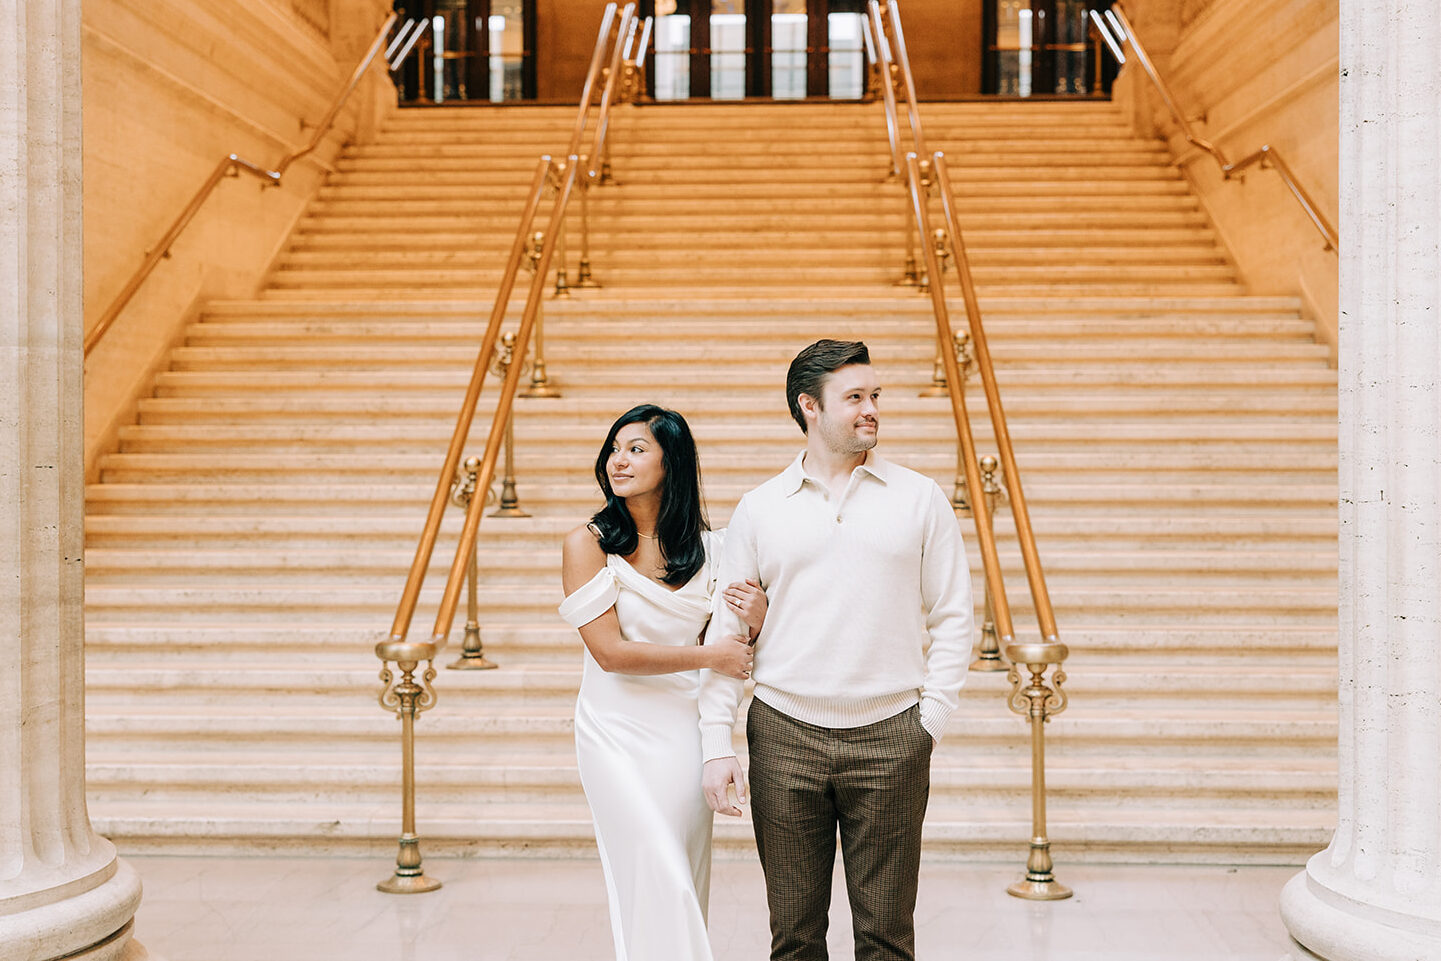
[558,564,620,628]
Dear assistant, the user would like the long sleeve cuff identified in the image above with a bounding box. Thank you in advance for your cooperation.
[919,696,954,743]
[701,723,738,762]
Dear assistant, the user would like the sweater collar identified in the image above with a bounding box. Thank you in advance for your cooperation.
[783,449,891,496]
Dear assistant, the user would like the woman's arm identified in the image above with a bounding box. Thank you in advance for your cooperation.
[562,526,752,677]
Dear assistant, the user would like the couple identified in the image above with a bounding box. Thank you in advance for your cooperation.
[558,340,975,961]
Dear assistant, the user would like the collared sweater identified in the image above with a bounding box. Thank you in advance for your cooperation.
[699,450,974,762]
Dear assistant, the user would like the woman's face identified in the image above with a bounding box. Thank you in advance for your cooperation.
[607,423,665,501]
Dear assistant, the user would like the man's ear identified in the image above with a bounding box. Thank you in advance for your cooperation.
[797,392,820,426]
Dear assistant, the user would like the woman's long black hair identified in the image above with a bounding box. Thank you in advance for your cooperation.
[590,404,709,586]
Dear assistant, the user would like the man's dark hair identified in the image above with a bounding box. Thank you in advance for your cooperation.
[785,339,871,433]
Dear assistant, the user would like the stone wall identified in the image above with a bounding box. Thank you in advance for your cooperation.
[1115,0,1339,356]
[81,0,395,474]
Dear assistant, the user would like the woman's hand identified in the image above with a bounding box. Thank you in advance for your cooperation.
[723,578,767,640]
[708,634,754,680]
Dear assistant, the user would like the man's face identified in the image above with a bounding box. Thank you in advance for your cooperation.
[810,364,881,455]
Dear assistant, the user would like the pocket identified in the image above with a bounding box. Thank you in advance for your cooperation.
[912,705,935,751]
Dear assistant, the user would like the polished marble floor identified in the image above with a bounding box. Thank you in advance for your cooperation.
[130,853,1302,961]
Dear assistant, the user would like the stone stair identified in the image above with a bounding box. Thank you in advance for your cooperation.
[84,101,1338,864]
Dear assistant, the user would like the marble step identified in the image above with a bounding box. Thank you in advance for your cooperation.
[82,513,1338,552]
[334,150,1172,172]
[83,754,1335,809]
[87,796,1335,863]
[110,422,1337,456]
[348,140,1170,160]
[130,392,1335,422]
[263,263,1241,286]
[81,623,1337,663]
[169,332,1313,361]
[314,178,1195,202]
[146,373,1337,404]
[81,661,1337,710]
[80,546,1335,591]
[80,583,1339,624]
[204,290,1297,309]
[158,340,1328,370]
[94,454,1339,488]
[306,194,1206,218]
[289,226,1221,251]
[275,247,1231,270]
[80,700,1337,752]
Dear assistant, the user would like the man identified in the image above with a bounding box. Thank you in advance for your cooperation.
[699,339,974,961]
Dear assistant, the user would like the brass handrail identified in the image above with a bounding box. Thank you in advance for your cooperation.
[377,5,631,893]
[385,3,631,661]
[384,157,553,656]
[587,10,639,180]
[933,153,1059,642]
[874,1,1061,644]
[1105,3,1336,252]
[868,1,920,284]
[861,12,904,180]
[568,4,622,159]
[881,1,928,161]
[85,11,398,358]
[907,156,1016,647]
[428,159,579,647]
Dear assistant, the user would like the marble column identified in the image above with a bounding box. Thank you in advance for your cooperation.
[1,0,145,958]
[1279,1,1441,958]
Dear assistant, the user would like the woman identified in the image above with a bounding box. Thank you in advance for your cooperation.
[558,404,765,961]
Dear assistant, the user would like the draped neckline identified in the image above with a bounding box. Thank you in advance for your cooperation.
[606,553,711,620]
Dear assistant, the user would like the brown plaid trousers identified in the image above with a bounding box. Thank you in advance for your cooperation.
[746,696,933,961]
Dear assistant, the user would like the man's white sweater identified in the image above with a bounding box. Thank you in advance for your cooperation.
[699,451,975,762]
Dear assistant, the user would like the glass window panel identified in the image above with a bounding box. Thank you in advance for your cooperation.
[827,12,864,100]
[653,13,691,100]
[711,8,746,100]
[771,12,806,99]
[489,1,526,101]
[996,0,1032,96]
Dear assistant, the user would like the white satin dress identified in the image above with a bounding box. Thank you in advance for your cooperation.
[558,530,724,961]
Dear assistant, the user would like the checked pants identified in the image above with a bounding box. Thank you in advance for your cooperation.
[746,697,933,961]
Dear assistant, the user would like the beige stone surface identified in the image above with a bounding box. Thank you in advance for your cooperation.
[1279,1,1441,958]
[1116,0,1339,356]
[2,0,144,957]
[128,855,1301,960]
[79,0,394,475]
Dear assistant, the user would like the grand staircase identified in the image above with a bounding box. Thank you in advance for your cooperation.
[84,100,1338,863]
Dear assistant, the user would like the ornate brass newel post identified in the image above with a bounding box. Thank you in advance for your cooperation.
[491,332,531,518]
[917,224,948,296]
[970,456,1010,672]
[575,155,600,289]
[1005,642,1072,900]
[376,641,441,894]
[949,331,975,509]
[448,456,498,671]
[521,233,560,398]
[547,160,572,297]
[919,231,955,395]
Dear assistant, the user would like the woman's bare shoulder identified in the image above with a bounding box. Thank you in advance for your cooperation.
[563,523,605,561]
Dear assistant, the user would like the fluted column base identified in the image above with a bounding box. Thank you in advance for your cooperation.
[0,859,144,961]
[1281,871,1441,961]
